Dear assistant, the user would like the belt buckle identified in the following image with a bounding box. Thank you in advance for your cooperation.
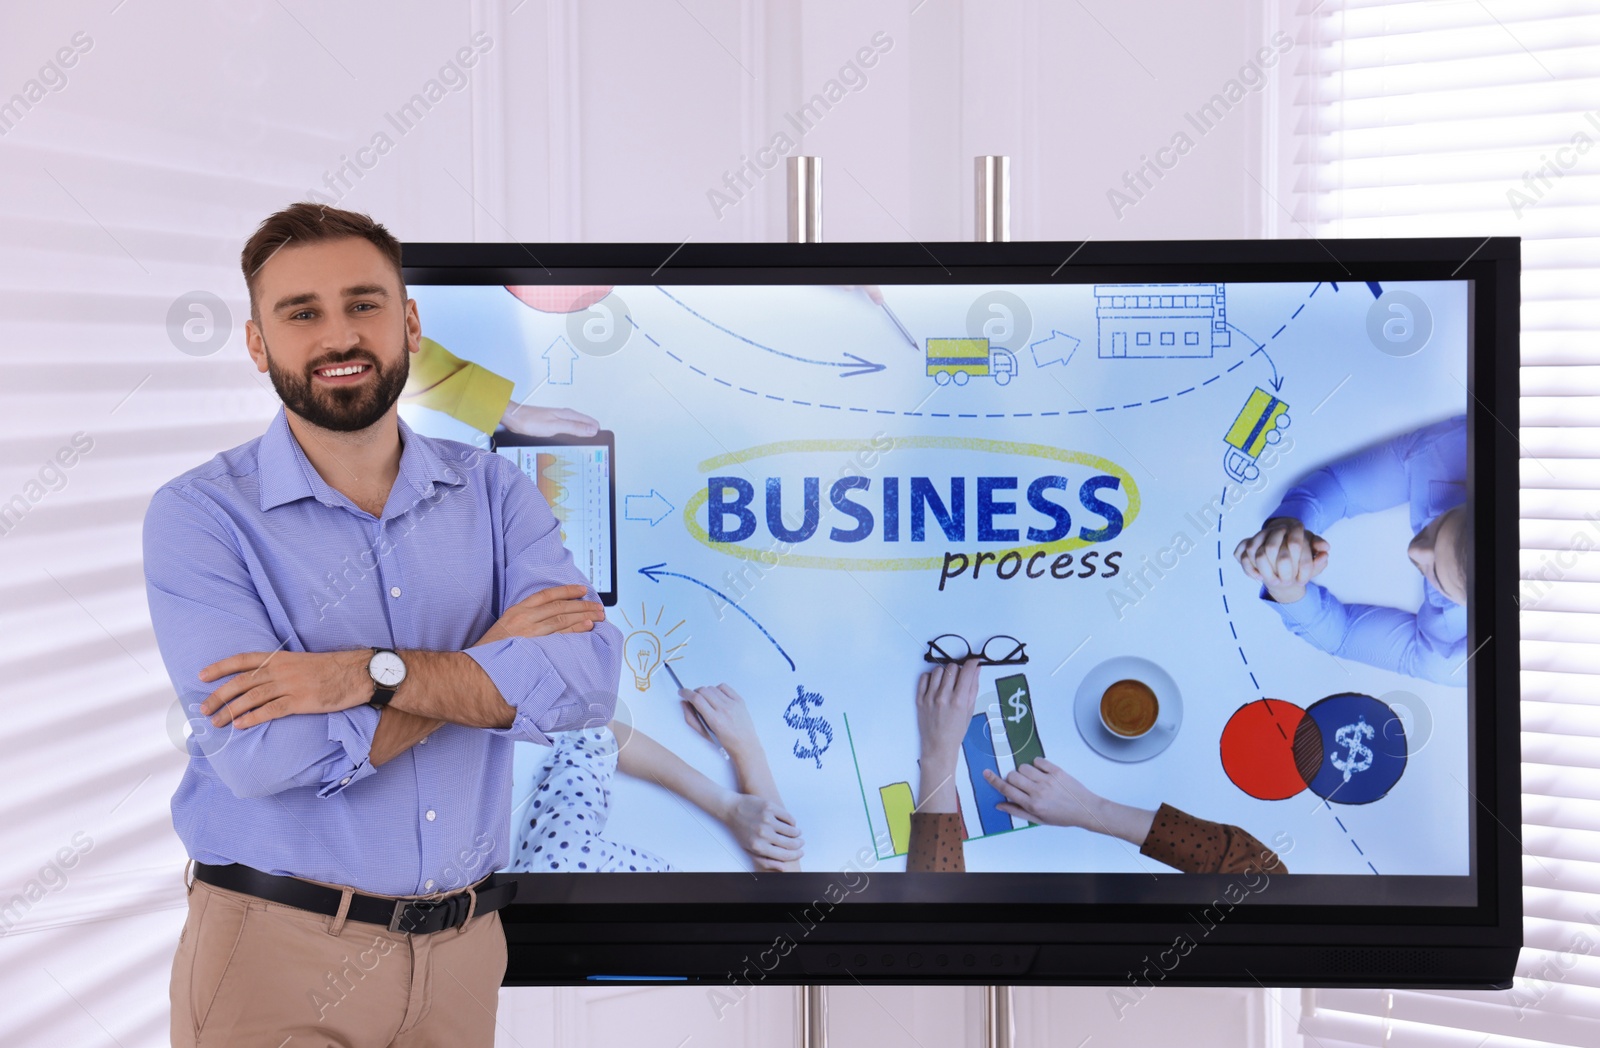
[389,893,463,934]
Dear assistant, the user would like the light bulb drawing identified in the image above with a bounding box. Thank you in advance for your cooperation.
[617,602,688,692]
[625,630,662,692]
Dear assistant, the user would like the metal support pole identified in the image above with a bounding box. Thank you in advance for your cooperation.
[983,985,1014,1048]
[975,155,1011,242]
[788,156,823,243]
[788,154,824,1048]
[797,984,828,1048]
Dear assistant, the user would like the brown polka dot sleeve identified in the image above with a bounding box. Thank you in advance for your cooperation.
[1138,802,1289,875]
[906,811,966,872]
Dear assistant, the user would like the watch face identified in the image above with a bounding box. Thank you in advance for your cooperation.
[370,649,406,688]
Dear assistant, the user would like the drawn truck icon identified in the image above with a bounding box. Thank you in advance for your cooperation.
[1222,387,1291,482]
[925,338,1018,386]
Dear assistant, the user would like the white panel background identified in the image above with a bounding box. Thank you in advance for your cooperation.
[0,1,1304,1045]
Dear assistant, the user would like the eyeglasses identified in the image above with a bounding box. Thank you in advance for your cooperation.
[923,634,1028,666]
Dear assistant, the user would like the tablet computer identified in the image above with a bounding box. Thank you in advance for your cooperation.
[489,428,618,606]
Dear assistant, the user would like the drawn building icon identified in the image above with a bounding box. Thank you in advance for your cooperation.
[1094,283,1231,359]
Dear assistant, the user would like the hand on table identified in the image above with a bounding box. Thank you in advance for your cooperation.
[716,792,804,871]
[916,658,982,765]
[914,657,981,811]
[1233,515,1329,603]
[983,757,1106,830]
[679,682,802,870]
[678,683,763,761]
[500,402,600,438]
[983,759,1156,847]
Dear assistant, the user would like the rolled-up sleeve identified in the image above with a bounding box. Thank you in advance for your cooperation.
[1263,581,1465,686]
[401,336,515,437]
[463,458,623,746]
[1268,419,1459,531]
[1139,802,1287,875]
[143,486,382,799]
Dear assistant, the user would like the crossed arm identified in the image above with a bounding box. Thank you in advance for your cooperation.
[196,585,610,767]
[144,462,621,801]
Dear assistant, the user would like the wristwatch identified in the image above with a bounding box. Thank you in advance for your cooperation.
[366,647,407,710]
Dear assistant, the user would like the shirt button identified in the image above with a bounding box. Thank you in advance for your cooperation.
[390,586,402,598]
[425,879,434,890]
[426,810,436,821]
[340,777,350,785]
[419,737,428,745]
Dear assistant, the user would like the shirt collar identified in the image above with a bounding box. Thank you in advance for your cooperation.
[257,405,468,514]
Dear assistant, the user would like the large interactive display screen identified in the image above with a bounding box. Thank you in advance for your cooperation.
[401,270,1481,909]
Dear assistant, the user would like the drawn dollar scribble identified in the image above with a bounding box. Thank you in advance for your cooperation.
[1006,685,1029,724]
[784,685,833,769]
[1331,716,1375,783]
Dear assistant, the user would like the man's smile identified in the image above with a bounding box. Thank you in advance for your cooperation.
[313,361,373,384]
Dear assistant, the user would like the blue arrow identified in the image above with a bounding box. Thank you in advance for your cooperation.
[839,353,885,377]
[1028,329,1080,368]
[1227,322,1284,392]
[1252,346,1283,392]
[638,562,795,671]
[624,490,674,526]
[543,336,577,385]
[656,287,885,377]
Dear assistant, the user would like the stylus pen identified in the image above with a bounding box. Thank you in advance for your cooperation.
[663,661,730,761]
[879,300,919,351]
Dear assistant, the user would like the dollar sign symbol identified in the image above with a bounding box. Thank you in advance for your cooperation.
[1331,716,1376,783]
[1007,687,1029,724]
[784,686,833,770]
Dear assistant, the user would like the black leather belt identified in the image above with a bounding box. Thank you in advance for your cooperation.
[192,862,518,935]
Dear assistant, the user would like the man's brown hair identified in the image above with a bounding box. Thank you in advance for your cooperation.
[239,202,404,319]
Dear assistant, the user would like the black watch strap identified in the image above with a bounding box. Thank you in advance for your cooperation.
[368,647,398,710]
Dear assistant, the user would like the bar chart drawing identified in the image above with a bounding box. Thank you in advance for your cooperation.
[963,713,1013,835]
[879,781,914,856]
[846,673,1048,861]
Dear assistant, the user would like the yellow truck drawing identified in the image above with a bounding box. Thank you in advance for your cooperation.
[1222,387,1291,482]
[925,337,1018,386]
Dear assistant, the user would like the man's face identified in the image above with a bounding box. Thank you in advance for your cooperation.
[1408,503,1468,606]
[245,237,417,433]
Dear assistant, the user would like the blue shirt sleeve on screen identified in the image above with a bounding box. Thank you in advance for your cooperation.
[1269,427,1426,533]
[1263,581,1466,686]
[463,456,622,747]
[1259,416,1468,685]
[142,486,382,799]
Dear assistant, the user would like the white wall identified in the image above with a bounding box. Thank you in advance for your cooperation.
[0,2,1296,1045]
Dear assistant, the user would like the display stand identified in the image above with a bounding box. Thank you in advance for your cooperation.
[797,984,828,1048]
[788,154,1019,1048]
[976,155,1017,1048]
[983,984,1015,1048]
[789,154,827,1048]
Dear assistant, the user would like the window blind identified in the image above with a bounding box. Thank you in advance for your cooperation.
[1281,1,1600,1045]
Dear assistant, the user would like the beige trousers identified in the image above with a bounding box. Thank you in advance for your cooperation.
[169,864,507,1048]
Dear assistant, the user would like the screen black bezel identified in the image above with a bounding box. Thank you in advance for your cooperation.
[404,238,1520,984]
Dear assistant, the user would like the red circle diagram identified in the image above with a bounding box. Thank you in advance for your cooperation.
[1219,698,1324,801]
[505,285,614,314]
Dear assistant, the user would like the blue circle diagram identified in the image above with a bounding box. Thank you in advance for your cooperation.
[1304,693,1407,804]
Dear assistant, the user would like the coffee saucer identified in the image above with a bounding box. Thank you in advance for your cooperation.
[1073,656,1184,763]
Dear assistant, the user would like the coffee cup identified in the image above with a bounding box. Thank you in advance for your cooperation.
[1100,679,1159,738]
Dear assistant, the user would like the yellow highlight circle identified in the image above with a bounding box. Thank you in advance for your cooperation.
[682,436,1141,571]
